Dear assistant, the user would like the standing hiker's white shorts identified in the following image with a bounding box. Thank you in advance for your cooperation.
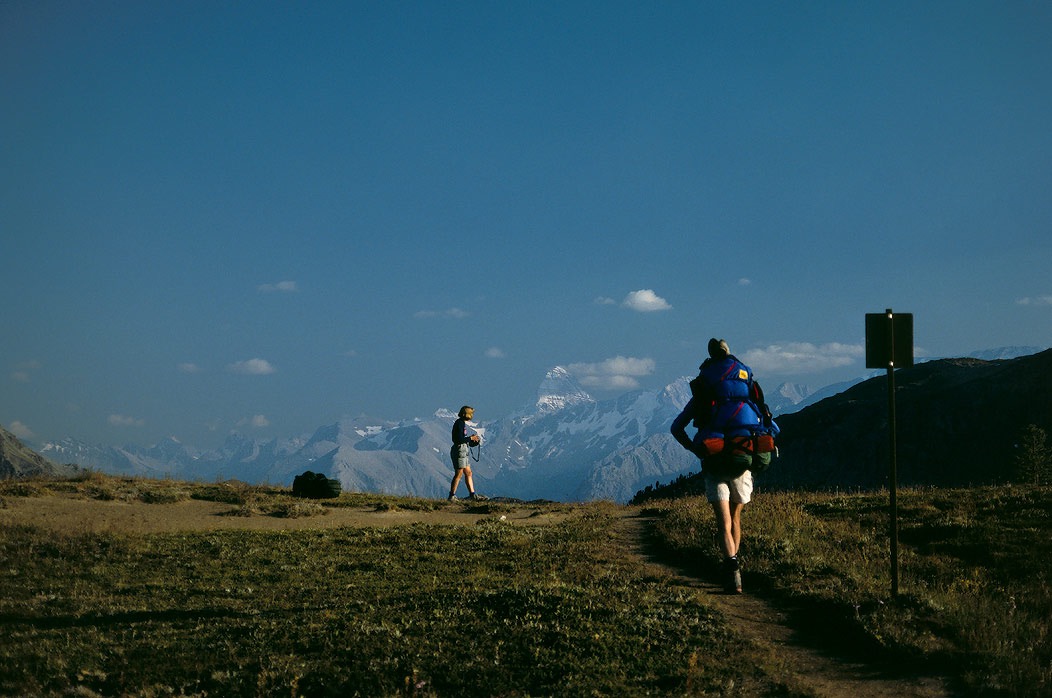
[705,470,753,504]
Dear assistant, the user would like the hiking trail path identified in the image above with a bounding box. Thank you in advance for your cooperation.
[613,511,950,698]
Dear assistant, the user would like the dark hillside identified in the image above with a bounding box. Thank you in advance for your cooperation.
[0,425,78,479]
[764,349,1052,489]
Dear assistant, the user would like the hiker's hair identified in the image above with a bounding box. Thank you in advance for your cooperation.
[708,338,730,359]
[458,405,474,419]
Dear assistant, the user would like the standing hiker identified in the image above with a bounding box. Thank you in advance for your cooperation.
[448,405,487,501]
[671,338,777,593]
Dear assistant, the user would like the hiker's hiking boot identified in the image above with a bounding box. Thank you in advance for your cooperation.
[469,492,488,502]
[447,495,458,502]
[724,556,743,594]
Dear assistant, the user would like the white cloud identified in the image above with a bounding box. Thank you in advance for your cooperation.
[246,415,270,428]
[594,296,617,306]
[235,414,270,428]
[484,347,505,359]
[1016,296,1052,306]
[108,414,145,428]
[178,362,202,374]
[9,359,41,383]
[258,280,298,293]
[738,278,752,286]
[8,420,34,439]
[567,355,656,390]
[228,358,276,375]
[622,289,672,312]
[415,307,470,319]
[580,374,644,390]
[740,342,864,376]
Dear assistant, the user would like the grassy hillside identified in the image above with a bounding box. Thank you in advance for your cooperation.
[1,474,1049,696]
[647,485,1052,697]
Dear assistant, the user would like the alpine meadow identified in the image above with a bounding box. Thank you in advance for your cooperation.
[1,474,1049,696]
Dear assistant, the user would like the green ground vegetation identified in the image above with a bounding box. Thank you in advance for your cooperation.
[0,476,768,697]
[2,475,1049,696]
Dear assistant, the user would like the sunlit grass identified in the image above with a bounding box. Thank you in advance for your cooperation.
[5,475,1047,696]
[647,485,1052,697]
[0,477,771,697]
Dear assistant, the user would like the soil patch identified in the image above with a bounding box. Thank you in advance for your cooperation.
[0,494,569,535]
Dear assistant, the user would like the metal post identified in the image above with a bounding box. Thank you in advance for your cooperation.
[886,308,900,597]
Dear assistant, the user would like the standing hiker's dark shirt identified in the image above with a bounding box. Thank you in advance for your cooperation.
[452,417,473,446]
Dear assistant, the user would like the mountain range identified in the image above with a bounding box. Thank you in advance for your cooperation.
[31,367,695,502]
[13,346,1049,501]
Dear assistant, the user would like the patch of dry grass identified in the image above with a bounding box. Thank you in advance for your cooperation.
[0,475,767,697]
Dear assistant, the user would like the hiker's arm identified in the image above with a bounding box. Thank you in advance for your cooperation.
[670,401,697,454]
[751,381,775,426]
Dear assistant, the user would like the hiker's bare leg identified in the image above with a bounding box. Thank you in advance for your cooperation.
[463,467,475,495]
[728,501,744,557]
[449,469,464,497]
[711,500,737,559]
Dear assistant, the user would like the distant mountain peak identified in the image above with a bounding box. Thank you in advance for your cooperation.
[776,382,812,404]
[535,366,594,413]
[966,346,1047,361]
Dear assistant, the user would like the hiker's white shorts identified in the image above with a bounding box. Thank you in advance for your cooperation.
[705,470,753,504]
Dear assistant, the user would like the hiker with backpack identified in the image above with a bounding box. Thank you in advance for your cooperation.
[448,405,487,502]
[671,338,779,593]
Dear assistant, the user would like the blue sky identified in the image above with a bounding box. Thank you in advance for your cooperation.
[3,1,1051,449]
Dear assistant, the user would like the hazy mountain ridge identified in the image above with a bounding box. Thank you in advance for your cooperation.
[30,373,695,501]
[21,346,1049,501]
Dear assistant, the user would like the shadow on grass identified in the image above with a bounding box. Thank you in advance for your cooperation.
[632,512,960,694]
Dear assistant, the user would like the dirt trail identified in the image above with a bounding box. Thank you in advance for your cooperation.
[613,512,950,698]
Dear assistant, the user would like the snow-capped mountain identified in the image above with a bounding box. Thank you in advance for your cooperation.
[39,371,695,502]
[766,382,813,416]
[35,346,1048,502]
[534,366,595,413]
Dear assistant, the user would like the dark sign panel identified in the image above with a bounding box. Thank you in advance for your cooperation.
[865,311,914,369]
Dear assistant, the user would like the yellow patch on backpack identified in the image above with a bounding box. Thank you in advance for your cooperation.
[738,369,749,380]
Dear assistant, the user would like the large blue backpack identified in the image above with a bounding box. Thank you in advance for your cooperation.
[689,356,779,476]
